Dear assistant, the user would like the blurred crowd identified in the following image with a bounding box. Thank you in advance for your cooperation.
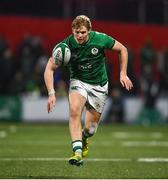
[1,33,168,123]
[0,33,168,100]
[0,33,70,98]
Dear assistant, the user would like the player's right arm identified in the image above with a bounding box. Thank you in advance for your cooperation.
[44,57,58,113]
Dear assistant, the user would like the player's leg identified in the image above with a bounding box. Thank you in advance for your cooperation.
[82,109,101,157]
[81,82,108,157]
[68,92,86,166]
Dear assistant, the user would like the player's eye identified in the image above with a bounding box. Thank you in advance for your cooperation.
[81,31,86,34]
[75,31,86,35]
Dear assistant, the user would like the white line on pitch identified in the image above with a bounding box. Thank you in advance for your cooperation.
[122,141,168,147]
[138,158,168,162]
[0,157,131,162]
[8,125,17,133]
[0,125,17,139]
[0,130,7,138]
[112,132,163,139]
[0,157,168,163]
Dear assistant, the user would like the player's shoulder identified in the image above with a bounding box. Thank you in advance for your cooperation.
[90,31,109,40]
[52,34,72,51]
[62,34,73,44]
[62,34,76,48]
[92,31,108,36]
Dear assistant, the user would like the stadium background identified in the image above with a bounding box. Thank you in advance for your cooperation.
[0,0,168,124]
[1,0,168,179]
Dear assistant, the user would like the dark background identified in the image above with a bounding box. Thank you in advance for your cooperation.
[0,0,167,24]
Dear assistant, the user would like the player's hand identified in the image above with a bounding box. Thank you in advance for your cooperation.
[120,73,133,91]
[47,95,56,113]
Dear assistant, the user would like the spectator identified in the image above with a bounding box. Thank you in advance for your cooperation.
[140,38,156,71]
[0,34,8,57]
[9,71,25,95]
[160,48,168,96]
[0,47,15,94]
[125,45,138,95]
[104,86,124,123]
[55,80,68,98]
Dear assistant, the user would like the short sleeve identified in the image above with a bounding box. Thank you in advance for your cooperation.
[102,33,116,49]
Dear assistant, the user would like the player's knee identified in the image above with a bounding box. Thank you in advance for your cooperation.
[70,106,81,118]
[88,122,98,136]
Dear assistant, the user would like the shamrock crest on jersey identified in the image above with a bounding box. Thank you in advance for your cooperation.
[91,48,99,55]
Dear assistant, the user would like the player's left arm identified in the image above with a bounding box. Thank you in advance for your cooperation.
[112,40,133,91]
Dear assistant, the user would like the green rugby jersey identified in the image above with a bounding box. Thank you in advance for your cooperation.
[61,31,115,85]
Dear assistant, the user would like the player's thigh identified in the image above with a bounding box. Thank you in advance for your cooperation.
[85,109,101,129]
[69,92,86,114]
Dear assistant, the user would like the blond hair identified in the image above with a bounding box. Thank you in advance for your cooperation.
[71,15,92,31]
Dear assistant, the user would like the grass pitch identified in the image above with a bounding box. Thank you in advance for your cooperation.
[0,122,168,179]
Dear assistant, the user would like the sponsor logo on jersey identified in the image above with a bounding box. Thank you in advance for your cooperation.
[91,48,98,55]
[79,63,92,70]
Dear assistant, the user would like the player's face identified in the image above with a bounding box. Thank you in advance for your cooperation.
[72,26,89,44]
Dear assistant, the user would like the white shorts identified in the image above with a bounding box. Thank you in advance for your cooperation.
[69,79,108,113]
